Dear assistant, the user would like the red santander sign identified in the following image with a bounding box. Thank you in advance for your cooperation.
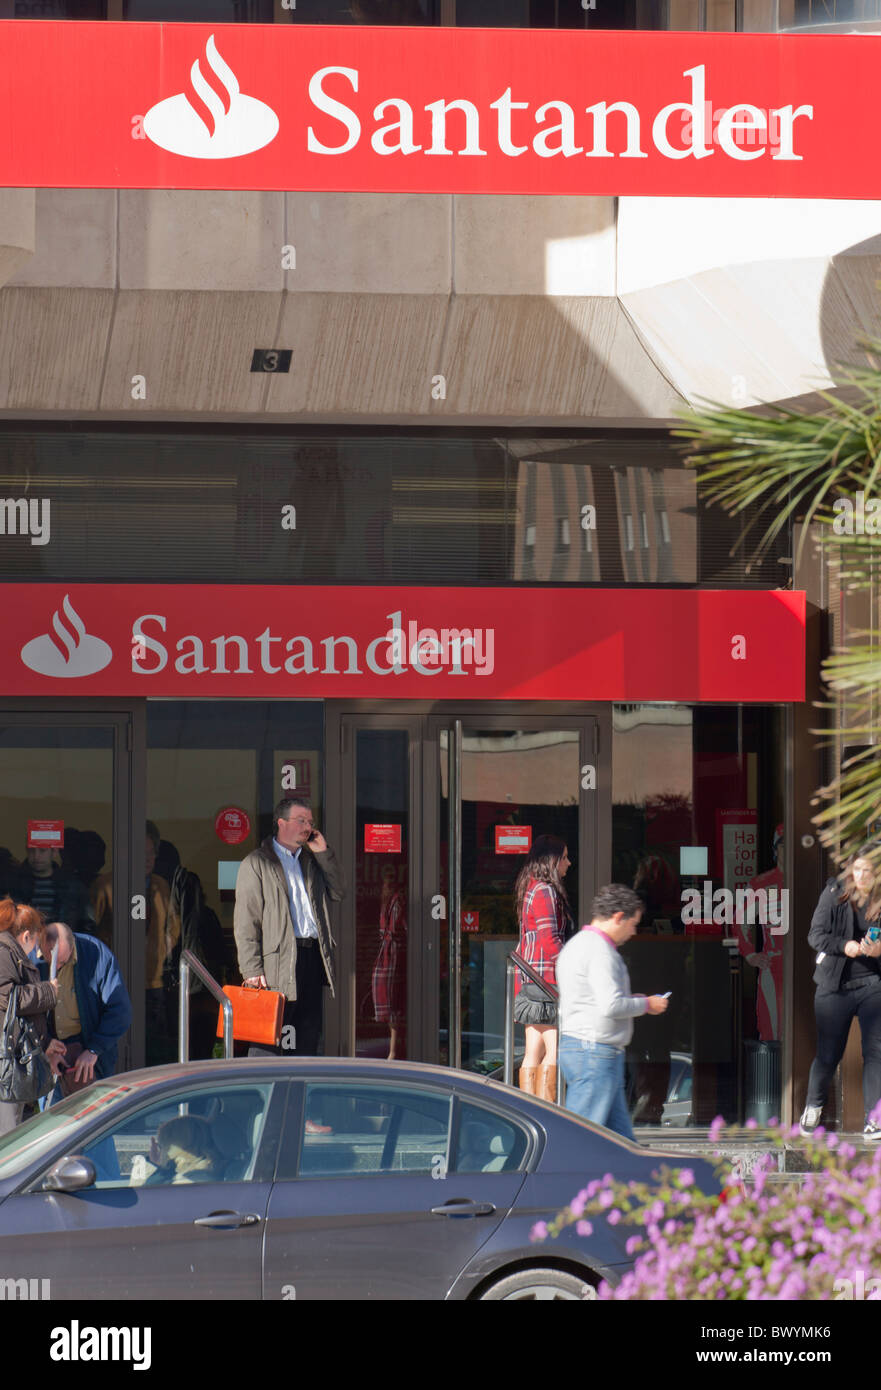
[5,584,804,702]
[0,23,875,197]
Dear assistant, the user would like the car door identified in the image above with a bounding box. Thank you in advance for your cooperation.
[0,1078,284,1300]
[263,1079,531,1300]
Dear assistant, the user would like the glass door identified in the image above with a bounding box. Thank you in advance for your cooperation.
[333,713,425,1062]
[427,715,599,1074]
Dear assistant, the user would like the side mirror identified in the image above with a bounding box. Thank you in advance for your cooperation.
[41,1155,96,1193]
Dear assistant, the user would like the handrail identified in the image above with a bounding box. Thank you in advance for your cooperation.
[179,949,233,1062]
[504,951,563,1104]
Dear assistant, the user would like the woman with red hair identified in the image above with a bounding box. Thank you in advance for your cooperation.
[0,898,64,1134]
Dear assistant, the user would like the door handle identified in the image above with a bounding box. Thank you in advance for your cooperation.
[430,1200,496,1218]
[193,1210,261,1229]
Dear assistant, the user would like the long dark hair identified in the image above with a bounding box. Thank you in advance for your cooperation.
[838,841,881,923]
[513,835,572,927]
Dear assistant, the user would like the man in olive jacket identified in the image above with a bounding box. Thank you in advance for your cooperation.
[234,797,345,1057]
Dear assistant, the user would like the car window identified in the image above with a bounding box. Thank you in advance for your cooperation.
[452,1101,530,1174]
[295,1085,451,1179]
[0,1084,136,1181]
[78,1083,275,1189]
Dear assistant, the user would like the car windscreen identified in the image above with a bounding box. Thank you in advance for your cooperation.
[0,1083,135,1180]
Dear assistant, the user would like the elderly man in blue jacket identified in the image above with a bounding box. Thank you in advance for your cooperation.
[39,920,132,1089]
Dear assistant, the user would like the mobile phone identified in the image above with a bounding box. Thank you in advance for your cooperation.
[661,991,672,998]
[868,926,880,943]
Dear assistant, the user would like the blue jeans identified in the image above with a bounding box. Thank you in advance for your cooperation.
[560,1036,635,1141]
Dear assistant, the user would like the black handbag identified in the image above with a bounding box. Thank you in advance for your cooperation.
[0,987,55,1105]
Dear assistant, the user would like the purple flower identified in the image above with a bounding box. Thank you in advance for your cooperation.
[531,1220,548,1242]
[576,1220,593,1237]
[607,1209,622,1226]
[678,1168,695,1188]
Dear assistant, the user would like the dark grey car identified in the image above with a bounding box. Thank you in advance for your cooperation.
[0,1058,720,1300]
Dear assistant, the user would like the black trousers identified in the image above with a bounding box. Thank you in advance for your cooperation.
[248,942,326,1058]
[806,976,881,1119]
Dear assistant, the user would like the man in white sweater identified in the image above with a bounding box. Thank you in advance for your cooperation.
[556,884,668,1140]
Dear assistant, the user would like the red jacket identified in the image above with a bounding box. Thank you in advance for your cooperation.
[516,880,569,992]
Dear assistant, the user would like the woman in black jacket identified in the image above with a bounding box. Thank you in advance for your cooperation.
[802,844,881,1138]
[0,898,64,1135]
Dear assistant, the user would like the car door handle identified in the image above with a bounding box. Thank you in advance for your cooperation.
[193,1211,261,1229]
[430,1200,496,1218]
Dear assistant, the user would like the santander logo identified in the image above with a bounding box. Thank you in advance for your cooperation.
[21,595,112,679]
[144,34,279,160]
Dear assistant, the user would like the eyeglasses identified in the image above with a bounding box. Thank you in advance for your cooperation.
[288,815,314,828]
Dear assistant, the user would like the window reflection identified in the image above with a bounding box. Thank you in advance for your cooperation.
[0,432,789,588]
[355,730,409,1060]
[613,703,785,1128]
[146,701,324,1064]
[123,0,271,17]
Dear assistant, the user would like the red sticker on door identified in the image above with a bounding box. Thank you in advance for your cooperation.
[495,826,532,855]
[27,819,64,848]
[214,807,251,845]
[365,824,402,853]
[462,909,480,933]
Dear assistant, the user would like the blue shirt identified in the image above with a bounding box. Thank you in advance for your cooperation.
[273,839,319,939]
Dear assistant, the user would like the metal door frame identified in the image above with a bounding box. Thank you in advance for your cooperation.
[0,699,142,1071]
[324,708,425,1061]
[326,701,611,1066]
[425,710,604,1070]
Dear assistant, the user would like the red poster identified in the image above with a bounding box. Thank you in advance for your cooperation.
[0,24,876,199]
[365,823,402,853]
[495,826,532,855]
[27,819,64,849]
[214,806,251,845]
[462,909,480,933]
[716,808,758,887]
[4,585,805,702]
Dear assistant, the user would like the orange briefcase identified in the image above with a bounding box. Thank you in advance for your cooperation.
[217,982,285,1047]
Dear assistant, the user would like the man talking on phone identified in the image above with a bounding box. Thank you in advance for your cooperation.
[234,797,345,1060]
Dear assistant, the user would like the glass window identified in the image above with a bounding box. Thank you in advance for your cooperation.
[287,0,437,19]
[0,1083,134,1180]
[439,726,581,1071]
[0,1,105,15]
[144,700,324,1065]
[453,1101,529,1173]
[296,1084,450,1176]
[354,730,410,1060]
[455,0,593,24]
[0,724,113,940]
[78,1082,275,1188]
[0,431,790,588]
[123,0,272,17]
[612,702,786,1129]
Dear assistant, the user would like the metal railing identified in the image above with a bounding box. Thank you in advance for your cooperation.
[504,951,564,1105]
[178,949,233,1063]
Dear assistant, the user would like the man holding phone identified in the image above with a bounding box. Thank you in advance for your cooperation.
[556,884,669,1140]
[234,797,345,1059]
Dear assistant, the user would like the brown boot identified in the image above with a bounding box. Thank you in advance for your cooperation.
[538,1065,558,1103]
[518,1066,539,1095]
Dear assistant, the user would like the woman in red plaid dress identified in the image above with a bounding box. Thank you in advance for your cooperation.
[513,835,573,1102]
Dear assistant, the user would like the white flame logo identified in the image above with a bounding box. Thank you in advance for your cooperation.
[143,35,279,160]
[21,595,112,679]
